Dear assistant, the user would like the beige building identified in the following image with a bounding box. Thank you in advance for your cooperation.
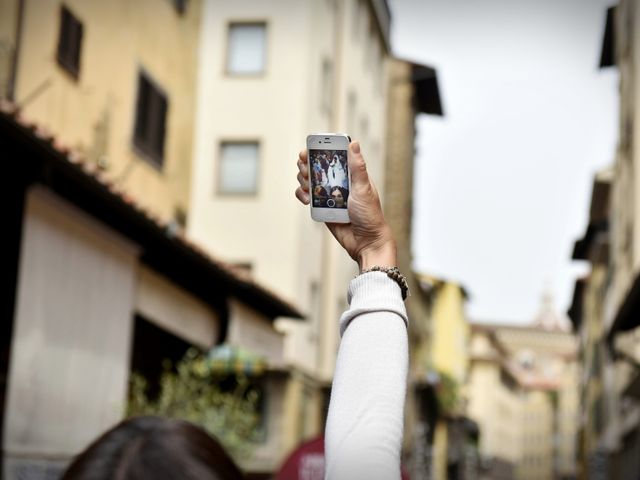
[468,313,579,480]
[568,3,640,479]
[602,2,640,477]
[568,168,614,478]
[187,0,393,471]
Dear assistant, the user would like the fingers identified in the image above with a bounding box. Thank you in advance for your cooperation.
[295,187,310,205]
[297,171,309,191]
[347,141,370,188]
[295,150,310,205]
[297,150,309,178]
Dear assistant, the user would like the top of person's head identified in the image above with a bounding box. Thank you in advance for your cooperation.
[62,416,243,480]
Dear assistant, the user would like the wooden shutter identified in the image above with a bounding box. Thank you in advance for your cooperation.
[56,6,83,78]
[133,72,168,168]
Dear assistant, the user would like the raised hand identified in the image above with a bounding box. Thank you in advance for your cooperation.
[295,141,397,271]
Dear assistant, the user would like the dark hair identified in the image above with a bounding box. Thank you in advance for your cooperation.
[62,416,244,480]
[330,186,348,200]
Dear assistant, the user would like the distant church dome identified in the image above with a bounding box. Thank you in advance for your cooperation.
[533,286,572,332]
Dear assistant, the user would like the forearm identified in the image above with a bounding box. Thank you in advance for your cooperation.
[324,272,409,480]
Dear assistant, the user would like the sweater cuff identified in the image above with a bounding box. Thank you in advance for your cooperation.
[339,271,409,337]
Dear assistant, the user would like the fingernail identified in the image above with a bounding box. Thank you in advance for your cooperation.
[351,141,360,154]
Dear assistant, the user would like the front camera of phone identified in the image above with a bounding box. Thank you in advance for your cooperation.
[319,141,322,143]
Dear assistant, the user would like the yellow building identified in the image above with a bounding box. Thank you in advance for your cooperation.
[413,274,476,480]
[425,277,470,384]
[1,0,201,222]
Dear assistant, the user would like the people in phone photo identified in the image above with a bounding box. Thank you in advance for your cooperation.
[312,155,329,189]
[330,186,348,208]
[313,185,328,207]
[328,153,348,189]
[309,149,349,210]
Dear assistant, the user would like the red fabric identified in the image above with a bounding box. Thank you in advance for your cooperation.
[275,435,410,480]
[276,435,325,480]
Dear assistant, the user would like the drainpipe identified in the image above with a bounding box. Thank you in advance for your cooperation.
[7,0,25,101]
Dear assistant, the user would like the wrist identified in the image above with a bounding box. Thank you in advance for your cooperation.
[357,239,397,272]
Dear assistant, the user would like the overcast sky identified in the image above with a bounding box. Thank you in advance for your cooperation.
[389,0,619,324]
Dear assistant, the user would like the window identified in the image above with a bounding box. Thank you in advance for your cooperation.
[173,0,187,15]
[227,23,267,75]
[218,142,259,194]
[56,6,83,78]
[133,71,168,167]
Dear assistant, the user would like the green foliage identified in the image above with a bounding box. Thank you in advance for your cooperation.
[435,370,459,416]
[127,348,263,461]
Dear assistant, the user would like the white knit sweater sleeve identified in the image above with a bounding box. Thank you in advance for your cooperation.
[324,272,409,480]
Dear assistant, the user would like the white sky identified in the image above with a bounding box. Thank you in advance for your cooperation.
[389,0,619,324]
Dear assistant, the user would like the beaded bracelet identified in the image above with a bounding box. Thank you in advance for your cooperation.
[359,266,410,300]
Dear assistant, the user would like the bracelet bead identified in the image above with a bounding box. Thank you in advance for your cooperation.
[358,266,409,301]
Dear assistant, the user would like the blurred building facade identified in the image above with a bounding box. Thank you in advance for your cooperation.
[187,0,393,472]
[414,275,476,480]
[568,3,640,479]
[0,0,461,478]
[383,57,450,480]
[569,168,615,480]
[0,0,201,223]
[0,104,302,479]
[383,57,481,480]
[468,312,578,480]
[0,0,306,478]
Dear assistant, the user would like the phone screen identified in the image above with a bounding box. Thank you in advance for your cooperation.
[309,149,349,209]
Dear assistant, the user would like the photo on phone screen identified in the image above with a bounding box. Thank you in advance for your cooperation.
[309,149,349,209]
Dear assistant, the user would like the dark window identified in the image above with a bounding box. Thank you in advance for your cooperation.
[133,71,168,167]
[129,316,192,400]
[56,6,83,78]
[173,0,187,15]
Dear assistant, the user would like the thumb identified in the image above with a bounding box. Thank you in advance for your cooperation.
[348,141,369,188]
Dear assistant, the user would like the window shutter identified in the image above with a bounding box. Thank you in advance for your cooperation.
[133,71,168,168]
[56,6,83,78]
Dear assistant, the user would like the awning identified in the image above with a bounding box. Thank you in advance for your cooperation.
[567,278,586,331]
[599,6,616,68]
[624,369,640,400]
[207,343,267,375]
[411,63,444,116]
[607,272,640,342]
[0,103,304,325]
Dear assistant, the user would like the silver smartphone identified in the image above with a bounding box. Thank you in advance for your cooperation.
[306,133,351,223]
